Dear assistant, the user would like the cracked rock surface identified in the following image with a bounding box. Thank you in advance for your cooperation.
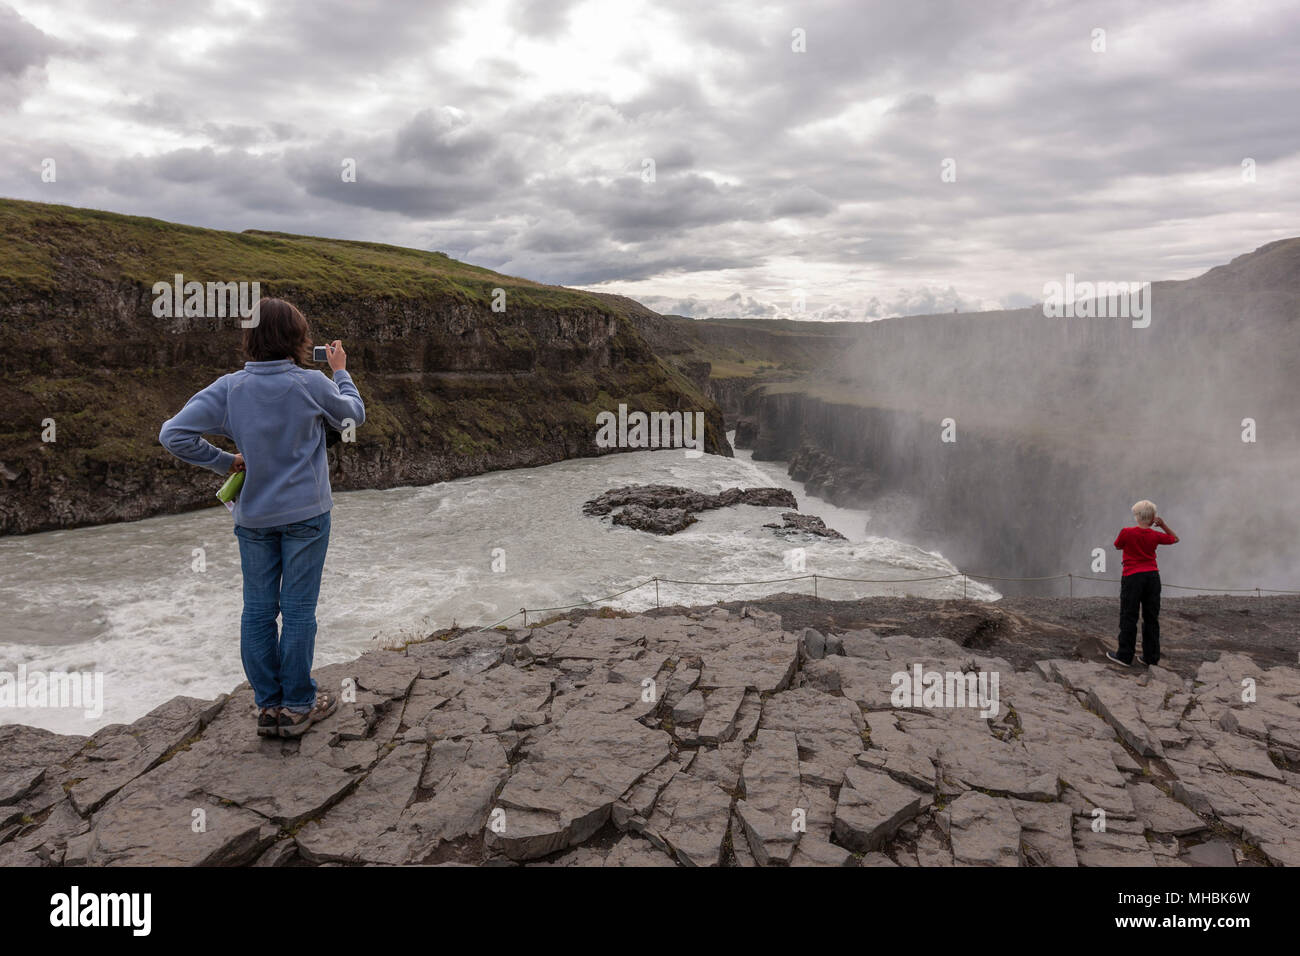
[2,605,1298,866]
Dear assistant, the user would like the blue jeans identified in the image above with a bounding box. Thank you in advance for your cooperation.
[233,511,330,712]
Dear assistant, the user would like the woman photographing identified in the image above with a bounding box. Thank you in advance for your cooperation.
[159,298,365,738]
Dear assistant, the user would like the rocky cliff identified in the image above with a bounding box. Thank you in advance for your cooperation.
[0,200,729,535]
[3,597,1297,867]
[624,313,864,421]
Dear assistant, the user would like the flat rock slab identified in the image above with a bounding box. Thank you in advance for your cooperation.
[341,651,424,699]
[1009,799,1077,866]
[944,792,1022,866]
[699,634,799,694]
[488,711,671,861]
[833,765,926,853]
[939,732,1059,801]
[294,741,426,863]
[759,687,864,780]
[690,743,745,793]
[1182,839,1237,867]
[298,735,509,865]
[644,772,732,867]
[63,694,226,816]
[791,838,854,867]
[736,730,804,865]
[1041,660,1167,757]
[79,767,277,866]
[695,686,747,744]
[1127,782,1207,836]
[1072,816,1158,866]
[0,725,86,814]
[672,690,706,724]
[188,743,358,829]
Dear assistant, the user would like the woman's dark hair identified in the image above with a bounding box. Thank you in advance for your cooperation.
[242,298,311,363]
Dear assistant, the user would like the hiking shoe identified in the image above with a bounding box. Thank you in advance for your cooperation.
[1105,651,1131,667]
[1139,657,1155,667]
[257,707,281,737]
[278,692,337,738]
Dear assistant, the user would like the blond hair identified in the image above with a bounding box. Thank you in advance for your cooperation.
[1132,500,1156,524]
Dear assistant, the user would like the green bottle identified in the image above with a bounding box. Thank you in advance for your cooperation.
[216,470,245,512]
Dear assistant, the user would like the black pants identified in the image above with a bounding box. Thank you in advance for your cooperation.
[1117,570,1161,665]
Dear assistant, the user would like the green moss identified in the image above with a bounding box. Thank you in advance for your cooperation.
[0,199,632,313]
[155,732,202,766]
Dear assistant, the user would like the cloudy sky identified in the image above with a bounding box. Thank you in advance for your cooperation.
[3,0,1298,319]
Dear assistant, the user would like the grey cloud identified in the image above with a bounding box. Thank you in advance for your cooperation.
[887,92,938,116]
[1,0,1298,305]
[514,0,582,38]
[769,184,834,217]
[494,245,752,286]
[0,3,62,107]
[0,4,59,78]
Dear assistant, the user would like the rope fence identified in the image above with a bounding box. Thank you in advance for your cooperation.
[474,569,1300,631]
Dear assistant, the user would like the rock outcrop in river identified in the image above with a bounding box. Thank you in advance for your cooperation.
[3,602,1297,866]
[583,484,798,534]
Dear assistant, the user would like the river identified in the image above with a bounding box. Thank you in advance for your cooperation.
[0,441,994,733]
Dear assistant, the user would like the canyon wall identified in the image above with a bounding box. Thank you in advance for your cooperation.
[714,238,1300,595]
[0,201,728,535]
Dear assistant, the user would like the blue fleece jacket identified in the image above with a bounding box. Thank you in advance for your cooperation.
[159,360,366,528]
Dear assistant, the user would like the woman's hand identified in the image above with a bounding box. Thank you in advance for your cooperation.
[229,453,245,474]
[327,340,347,372]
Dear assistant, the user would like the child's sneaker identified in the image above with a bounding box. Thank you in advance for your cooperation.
[1105,651,1130,667]
[257,707,281,737]
[278,691,337,738]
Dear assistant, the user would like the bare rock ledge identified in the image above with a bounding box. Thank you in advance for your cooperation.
[3,606,1299,867]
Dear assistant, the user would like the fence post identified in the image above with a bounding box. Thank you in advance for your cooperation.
[521,607,528,627]
[962,573,967,599]
[655,577,660,608]
[813,574,818,599]
[1068,573,1073,598]
[1256,588,1261,599]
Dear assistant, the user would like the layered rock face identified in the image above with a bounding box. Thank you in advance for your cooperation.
[0,200,728,535]
[745,395,1094,587]
[4,605,1296,867]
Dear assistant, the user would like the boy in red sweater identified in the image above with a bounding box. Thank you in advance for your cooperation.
[1107,500,1179,668]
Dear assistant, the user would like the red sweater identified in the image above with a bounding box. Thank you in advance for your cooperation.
[1114,525,1177,575]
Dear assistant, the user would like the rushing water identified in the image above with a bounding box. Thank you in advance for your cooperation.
[0,442,995,733]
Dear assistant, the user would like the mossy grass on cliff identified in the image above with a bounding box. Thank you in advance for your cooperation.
[0,198,618,313]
